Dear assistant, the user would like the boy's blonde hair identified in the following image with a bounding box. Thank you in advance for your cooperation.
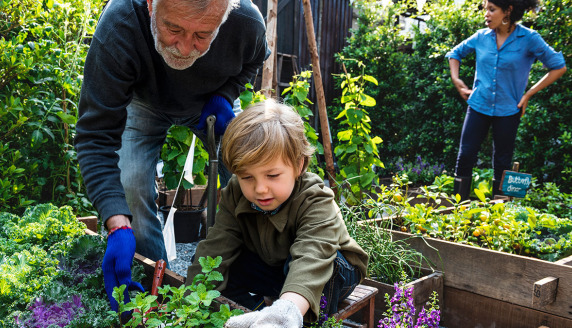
[221,99,315,176]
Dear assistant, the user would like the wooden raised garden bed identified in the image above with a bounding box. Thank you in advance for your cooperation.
[388,229,572,327]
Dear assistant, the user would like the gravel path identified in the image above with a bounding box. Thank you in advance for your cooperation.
[170,242,197,278]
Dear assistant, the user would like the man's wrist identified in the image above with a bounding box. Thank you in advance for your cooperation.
[106,215,131,230]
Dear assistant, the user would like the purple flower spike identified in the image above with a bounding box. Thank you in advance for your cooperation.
[378,281,440,328]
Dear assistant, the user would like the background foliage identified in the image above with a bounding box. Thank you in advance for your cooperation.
[0,0,103,215]
[338,0,571,191]
[1,0,570,217]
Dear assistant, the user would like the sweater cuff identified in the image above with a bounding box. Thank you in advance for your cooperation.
[95,195,133,228]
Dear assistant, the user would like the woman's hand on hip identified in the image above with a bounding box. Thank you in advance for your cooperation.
[517,94,530,117]
[452,78,472,101]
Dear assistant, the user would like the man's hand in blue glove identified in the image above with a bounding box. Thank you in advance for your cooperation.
[102,225,144,313]
[196,95,236,136]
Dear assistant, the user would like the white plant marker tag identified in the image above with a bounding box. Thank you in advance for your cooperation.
[183,134,196,184]
[163,206,177,262]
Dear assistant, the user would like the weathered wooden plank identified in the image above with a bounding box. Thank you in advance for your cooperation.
[389,230,572,319]
[78,216,98,233]
[533,277,559,307]
[555,254,572,267]
[443,286,572,328]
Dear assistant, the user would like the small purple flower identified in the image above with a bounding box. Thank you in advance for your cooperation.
[317,295,329,325]
[378,282,440,328]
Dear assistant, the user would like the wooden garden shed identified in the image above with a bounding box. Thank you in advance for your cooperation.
[252,0,354,106]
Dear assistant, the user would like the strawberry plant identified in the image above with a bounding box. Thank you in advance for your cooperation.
[113,256,243,328]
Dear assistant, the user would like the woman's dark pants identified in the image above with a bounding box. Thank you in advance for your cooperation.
[455,106,521,195]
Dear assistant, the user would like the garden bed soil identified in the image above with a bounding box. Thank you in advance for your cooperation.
[386,228,572,327]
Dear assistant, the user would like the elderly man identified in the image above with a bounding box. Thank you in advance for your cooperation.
[75,0,269,311]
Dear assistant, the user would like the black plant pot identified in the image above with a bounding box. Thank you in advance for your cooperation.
[159,205,207,243]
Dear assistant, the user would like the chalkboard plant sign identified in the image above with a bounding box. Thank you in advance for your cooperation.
[500,170,532,198]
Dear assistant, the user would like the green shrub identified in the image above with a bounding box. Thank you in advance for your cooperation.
[0,0,103,215]
[516,0,572,191]
[338,0,571,191]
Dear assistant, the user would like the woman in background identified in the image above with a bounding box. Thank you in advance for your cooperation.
[446,0,566,200]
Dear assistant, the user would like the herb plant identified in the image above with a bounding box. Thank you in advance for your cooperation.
[113,256,243,327]
[342,201,432,284]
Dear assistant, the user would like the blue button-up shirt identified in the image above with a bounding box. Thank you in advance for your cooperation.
[446,24,566,117]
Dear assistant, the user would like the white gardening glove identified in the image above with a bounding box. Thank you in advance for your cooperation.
[224,299,303,328]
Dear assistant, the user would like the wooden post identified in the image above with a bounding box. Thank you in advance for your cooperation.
[301,0,336,190]
[532,276,559,307]
[261,0,278,98]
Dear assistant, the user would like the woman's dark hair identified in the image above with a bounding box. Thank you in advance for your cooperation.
[487,0,538,23]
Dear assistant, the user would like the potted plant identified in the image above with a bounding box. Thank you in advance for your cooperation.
[159,125,209,242]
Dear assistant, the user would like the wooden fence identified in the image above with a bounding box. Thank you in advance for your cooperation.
[252,0,354,107]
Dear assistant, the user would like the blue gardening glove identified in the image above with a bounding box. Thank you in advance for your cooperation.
[196,95,235,136]
[102,228,145,312]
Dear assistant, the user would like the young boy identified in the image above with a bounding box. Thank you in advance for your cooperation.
[186,99,368,326]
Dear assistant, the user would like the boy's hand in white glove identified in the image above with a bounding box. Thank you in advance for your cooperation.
[224,299,303,328]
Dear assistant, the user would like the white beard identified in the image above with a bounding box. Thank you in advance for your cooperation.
[150,12,211,70]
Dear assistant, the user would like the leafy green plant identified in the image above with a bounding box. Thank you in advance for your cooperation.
[0,0,103,215]
[334,57,383,205]
[516,180,572,219]
[399,194,572,261]
[282,71,325,178]
[160,125,209,207]
[238,82,266,109]
[113,256,243,328]
[1,204,130,327]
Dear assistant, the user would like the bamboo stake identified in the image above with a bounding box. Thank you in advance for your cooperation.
[301,0,336,190]
[261,0,278,98]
